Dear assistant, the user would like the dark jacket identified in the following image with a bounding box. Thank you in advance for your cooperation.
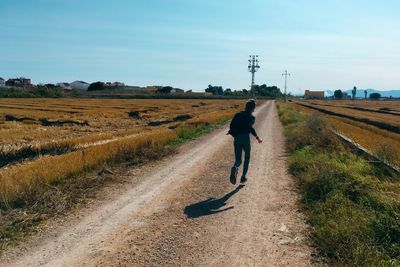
[228,111,258,137]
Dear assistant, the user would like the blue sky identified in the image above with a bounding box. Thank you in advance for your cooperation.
[1,0,399,93]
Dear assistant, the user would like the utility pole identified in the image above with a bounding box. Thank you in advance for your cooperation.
[248,55,260,99]
[282,70,290,102]
[352,86,357,100]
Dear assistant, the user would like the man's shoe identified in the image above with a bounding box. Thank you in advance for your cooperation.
[240,176,248,184]
[230,167,238,184]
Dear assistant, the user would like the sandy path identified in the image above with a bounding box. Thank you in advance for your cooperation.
[2,101,312,267]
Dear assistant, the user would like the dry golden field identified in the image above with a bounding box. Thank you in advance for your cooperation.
[291,99,400,164]
[308,99,400,113]
[0,98,243,205]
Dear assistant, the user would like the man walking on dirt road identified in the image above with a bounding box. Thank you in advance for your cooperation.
[227,99,263,184]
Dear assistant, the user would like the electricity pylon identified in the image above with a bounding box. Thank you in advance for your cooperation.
[248,55,260,99]
[282,70,290,102]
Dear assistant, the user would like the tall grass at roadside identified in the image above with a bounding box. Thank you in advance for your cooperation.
[277,102,400,266]
[0,130,176,208]
[169,110,233,145]
[0,129,141,167]
[169,118,230,146]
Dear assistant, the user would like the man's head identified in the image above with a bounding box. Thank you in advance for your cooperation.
[245,99,256,113]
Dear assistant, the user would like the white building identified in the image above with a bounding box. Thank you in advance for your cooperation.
[56,82,72,90]
[70,81,89,91]
[304,90,325,99]
[171,88,184,93]
[0,77,5,87]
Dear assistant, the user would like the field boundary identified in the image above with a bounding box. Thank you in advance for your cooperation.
[295,102,400,134]
[308,102,400,116]
[333,131,400,173]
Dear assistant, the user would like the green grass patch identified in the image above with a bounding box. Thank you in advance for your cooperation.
[167,118,230,146]
[277,102,400,266]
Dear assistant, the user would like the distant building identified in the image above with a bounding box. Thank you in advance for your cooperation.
[70,81,90,91]
[56,82,72,90]
[6,77,32,88]
[171,88,185,94]
[114,82,125,87]
[0,77,5,87]
[304,90,324,99]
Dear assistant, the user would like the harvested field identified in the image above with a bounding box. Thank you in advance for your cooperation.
[291,100,400,165]
[296,102,400,133]
[0,98,243,205]
[309,99,400,115]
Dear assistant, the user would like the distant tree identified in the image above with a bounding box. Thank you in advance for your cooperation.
[370,92,381,100]
[205,84,223,95]
[224,88,232,95]
[157,86,173,93]
[242,89,248,94]
[88,82,105,91]
[252,84,282,98]
[36,85,64,97]
[352,86,357,100]
[45,83,56,89]
[205,84,213,94]
[334,89,343,99]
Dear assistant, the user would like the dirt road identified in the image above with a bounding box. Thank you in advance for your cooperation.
[3,100,312,266]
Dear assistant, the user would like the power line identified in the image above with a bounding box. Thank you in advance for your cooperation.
[282,70,290,102]
[248,55,260,99]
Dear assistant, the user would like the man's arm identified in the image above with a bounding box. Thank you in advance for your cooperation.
[250,126,258,137]
[248,116,258,137]
[227,113,238,135]
[249,116,263,143]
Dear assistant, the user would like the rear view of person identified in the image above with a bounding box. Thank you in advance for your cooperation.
[227,99,263,184]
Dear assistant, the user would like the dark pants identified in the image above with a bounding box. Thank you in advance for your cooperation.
[233,134,251,177]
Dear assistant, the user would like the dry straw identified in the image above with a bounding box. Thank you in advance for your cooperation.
[0,129,176,206]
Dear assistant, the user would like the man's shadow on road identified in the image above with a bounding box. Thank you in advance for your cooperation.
[184,185,245,219]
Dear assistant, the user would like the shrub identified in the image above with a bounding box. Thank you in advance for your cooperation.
[374,142,399,166]
[277,103,303,126]
[279,107,343,153]
[310,193,375,263]
[334,89,344,99]
[370,93,381,100]
[88,82,105,91]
